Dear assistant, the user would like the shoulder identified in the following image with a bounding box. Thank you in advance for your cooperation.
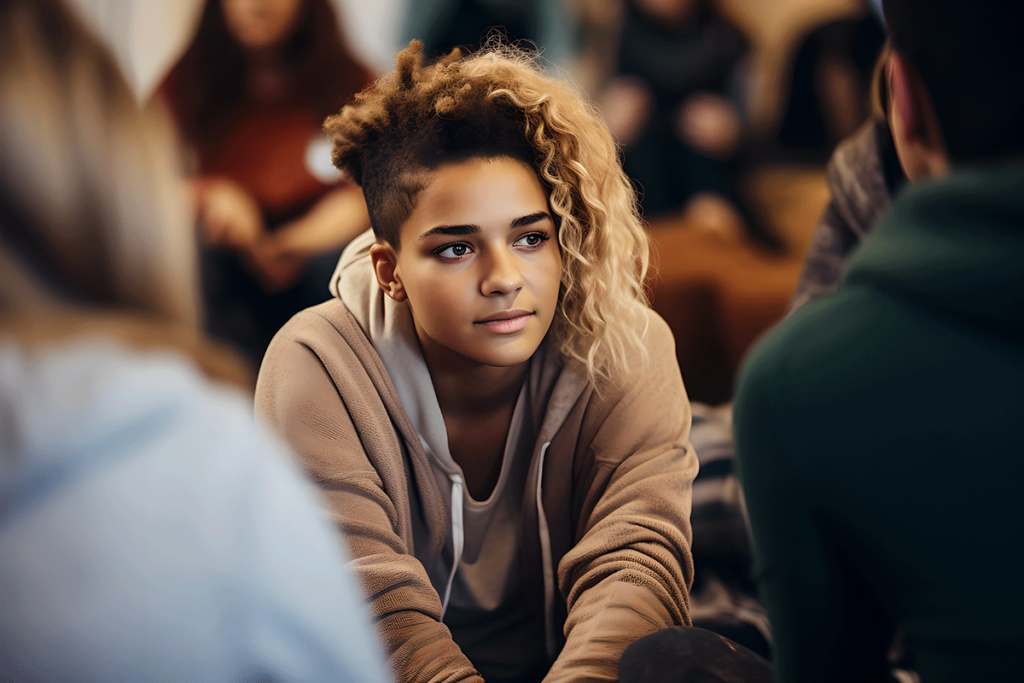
[0,336,389,682]
[256,298,378,429]
[259,298,380,396]
[0,334,260,454]
[0,333,315,542]
[269,298,364,350]
[595,306,681,399]
[734,282,896,436]
[573,307,690,455]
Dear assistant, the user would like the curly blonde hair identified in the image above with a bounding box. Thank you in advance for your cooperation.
[325,40,651,383]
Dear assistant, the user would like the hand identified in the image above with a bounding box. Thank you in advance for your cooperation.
[676,92,743,158]
[599,76,655,148]
[195,177,264,250]
[248,235,307,293]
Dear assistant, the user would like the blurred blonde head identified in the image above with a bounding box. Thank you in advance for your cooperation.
[0,0,197,327]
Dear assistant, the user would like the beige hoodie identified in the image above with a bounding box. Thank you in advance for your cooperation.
[256,230,698,683]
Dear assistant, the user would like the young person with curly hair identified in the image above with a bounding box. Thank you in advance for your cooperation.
[256,40,698,683]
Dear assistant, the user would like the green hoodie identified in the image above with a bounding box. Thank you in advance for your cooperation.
[734,163,1024,683]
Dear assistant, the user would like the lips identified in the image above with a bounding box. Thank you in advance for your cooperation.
[475,309,534,334]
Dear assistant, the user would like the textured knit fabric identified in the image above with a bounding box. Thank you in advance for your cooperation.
[788,117,904,313]
[734,163,1024,682]
[255,232,698,683]
[0,331,389,683]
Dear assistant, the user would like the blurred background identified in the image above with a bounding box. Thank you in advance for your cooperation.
[68,0,886,405]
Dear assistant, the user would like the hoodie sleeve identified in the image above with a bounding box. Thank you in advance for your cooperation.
[256,310,484,683]
[544,312,698,683]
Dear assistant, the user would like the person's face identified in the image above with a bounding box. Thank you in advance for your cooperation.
[220,0,304,51]
[372,156,562,373]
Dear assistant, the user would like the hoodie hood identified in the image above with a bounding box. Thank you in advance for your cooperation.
[329,229,459,475]
[845,161,1024,339]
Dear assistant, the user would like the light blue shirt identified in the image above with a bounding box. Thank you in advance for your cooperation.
[0,335,390,682]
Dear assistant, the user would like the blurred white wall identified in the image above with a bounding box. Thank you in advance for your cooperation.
[67,0,205,102]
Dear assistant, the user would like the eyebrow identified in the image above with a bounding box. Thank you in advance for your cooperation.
[418,211,553,241]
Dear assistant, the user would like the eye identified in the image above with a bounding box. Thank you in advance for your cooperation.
[514,232,549,249]
[434,242,473,261]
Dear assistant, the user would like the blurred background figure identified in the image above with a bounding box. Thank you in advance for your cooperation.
[598,0,752,243]
[404,0,577,71]
[67,0,888,396]
[771,7,884,163]
[158,0,375,368]
[0,0,389,680]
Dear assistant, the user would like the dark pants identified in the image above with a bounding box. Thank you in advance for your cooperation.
[200,247,343,371]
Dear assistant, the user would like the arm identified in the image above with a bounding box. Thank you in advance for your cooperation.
[256,319,483,683]
[733,342,894,682]
[193,176,265,251]
[249,185,371,292]
[545,314,699,682]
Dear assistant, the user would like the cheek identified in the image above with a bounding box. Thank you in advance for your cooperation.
[534,250,563,304]
[406,270,470,330]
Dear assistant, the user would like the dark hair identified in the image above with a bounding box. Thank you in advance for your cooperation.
[167,0,371,146]
[326,42,538,247]
[882,0,1024,163]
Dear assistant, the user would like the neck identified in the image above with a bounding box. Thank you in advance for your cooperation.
[423,347,528,418]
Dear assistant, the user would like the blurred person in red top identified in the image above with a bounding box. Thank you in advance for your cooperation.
[159,0,374,367]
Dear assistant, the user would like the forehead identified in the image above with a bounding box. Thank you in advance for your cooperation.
[399,157,549,240]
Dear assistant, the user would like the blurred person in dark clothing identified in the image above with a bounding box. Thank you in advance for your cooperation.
[160,0,374,368]
[601,0,750,236]
[734,1,1024,681]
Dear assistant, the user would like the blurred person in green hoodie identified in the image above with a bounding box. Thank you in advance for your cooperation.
[732,0,1024,681]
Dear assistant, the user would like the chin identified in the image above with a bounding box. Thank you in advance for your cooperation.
[468,339,543,369]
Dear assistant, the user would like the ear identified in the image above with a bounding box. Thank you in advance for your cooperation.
[369,242,407,302]
[887,52,950,181]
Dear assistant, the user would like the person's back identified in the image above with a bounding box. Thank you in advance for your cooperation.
[0,321,389,682]
[0,1,389,679]
[736,167,1024,680]
[734,1,1024,680]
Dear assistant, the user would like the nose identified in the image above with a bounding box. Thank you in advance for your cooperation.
[480,246,523,297]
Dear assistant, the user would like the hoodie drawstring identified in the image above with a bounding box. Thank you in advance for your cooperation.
[535,442,557,658]
[440,473,464,621]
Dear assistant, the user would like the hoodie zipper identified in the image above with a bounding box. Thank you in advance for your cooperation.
[535,441,557,658]
[440,472,465,621]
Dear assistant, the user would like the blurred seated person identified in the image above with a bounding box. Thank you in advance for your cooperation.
[159,0,374,367]
[0,1,388,680]
[599,0,751,241]
[772,5,886,164]
[788,41,907,312]
[734,1,1024,681]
